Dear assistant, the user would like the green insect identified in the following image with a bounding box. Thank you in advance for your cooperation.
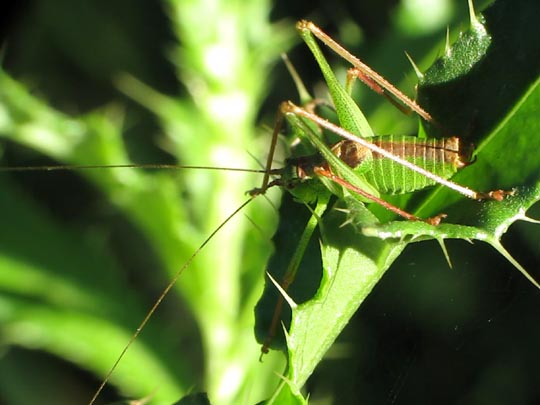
[253,19,514,359]
[260,21,508,213]
[249,17,540,405]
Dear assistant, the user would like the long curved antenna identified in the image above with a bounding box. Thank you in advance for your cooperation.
[0,164,268,173]
[88,197,254,405]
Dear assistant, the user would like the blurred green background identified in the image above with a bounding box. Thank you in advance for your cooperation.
[1,0,540,404]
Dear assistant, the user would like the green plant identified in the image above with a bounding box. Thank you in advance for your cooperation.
[254,3,540,401]
[0,0,539,404]
[0,1,291,404]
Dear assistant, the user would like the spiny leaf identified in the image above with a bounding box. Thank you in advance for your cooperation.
[259,1,540,402]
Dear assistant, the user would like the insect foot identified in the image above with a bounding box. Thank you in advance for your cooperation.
[425,213,448,226]
[479,188,516,201]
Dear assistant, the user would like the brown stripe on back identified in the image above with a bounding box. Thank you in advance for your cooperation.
[372,136,469,169]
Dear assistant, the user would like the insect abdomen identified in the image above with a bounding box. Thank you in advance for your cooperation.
[333,135,471,194]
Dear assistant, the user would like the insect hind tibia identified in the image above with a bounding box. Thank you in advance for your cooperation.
[296,20,433,123]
